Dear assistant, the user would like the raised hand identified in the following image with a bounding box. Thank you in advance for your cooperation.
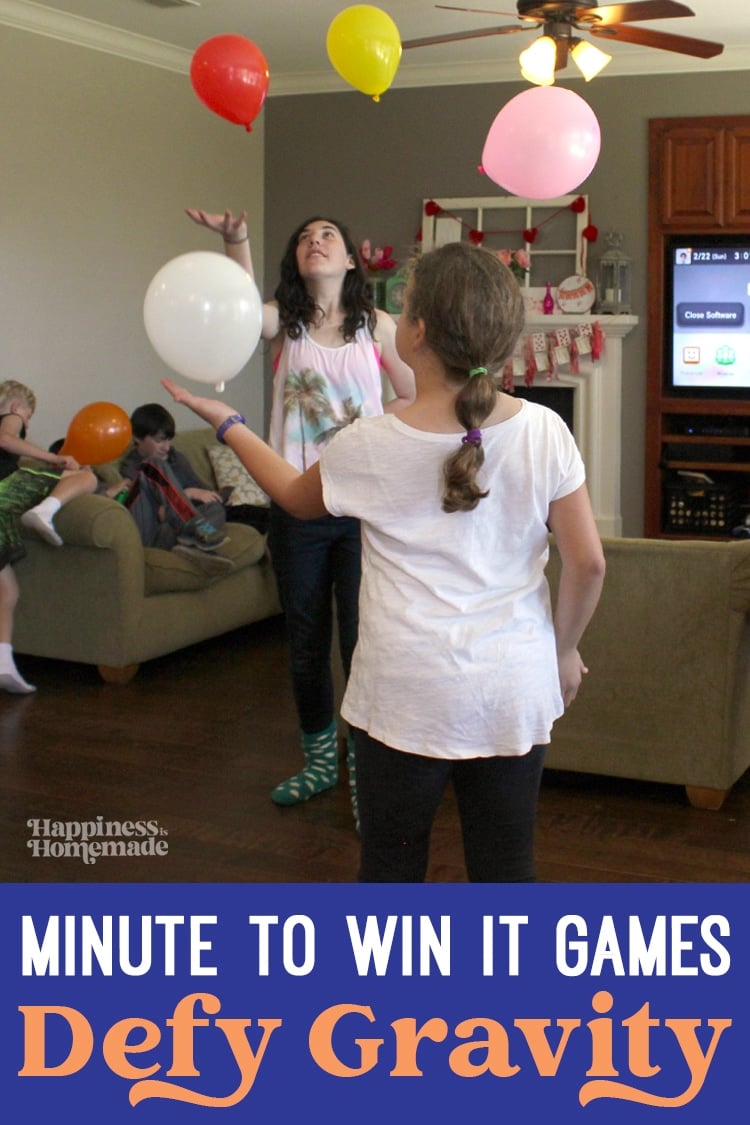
[161,378,237,431]
[185,208,248,244]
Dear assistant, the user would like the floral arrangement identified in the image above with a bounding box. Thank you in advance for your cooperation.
[496,248,531,282]
[359,239,398,273]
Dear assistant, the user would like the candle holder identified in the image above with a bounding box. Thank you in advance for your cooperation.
[597,230,632,314]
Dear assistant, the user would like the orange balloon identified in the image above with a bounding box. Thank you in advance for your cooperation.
[61,402,132,465]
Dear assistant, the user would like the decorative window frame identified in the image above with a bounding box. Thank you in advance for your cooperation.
[421,195,590,286]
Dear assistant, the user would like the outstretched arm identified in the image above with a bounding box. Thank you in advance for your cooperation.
[161,379,327,520]
[547,484,606,709]
[0,415,79,471]
[185,208,280,341]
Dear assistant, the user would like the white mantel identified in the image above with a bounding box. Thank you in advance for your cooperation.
[520,313,639,537]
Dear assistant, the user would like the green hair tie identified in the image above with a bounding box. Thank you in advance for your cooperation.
[469,366,487,378]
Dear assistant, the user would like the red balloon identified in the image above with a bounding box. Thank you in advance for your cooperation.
[190,35,270,132]
[61,402,132,465]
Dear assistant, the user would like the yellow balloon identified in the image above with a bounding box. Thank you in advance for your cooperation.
[326,5,402,101]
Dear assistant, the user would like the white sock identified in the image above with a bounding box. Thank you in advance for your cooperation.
[29,496,61,517]
[0,643,35,692]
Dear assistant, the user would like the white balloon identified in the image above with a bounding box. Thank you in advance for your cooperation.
[143,251,263,386]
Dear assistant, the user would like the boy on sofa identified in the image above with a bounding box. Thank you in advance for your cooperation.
[119,402,233,573]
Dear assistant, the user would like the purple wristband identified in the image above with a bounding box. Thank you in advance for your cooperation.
[216,414,246,445]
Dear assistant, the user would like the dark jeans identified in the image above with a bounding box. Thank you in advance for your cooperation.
[354,729,546,883]
[268,503,361,734]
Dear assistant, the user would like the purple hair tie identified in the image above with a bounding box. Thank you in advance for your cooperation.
[462,428,483,446]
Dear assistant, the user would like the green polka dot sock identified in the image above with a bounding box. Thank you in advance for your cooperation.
[270,720,339,806]
[347,732,359,834]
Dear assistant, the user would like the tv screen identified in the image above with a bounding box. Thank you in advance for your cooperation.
[664,234,750,399]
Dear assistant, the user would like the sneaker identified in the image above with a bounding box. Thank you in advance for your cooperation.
[177,515,228,551]
[173,544,234,576]
[20,509,63,547]
[176,532,230,552]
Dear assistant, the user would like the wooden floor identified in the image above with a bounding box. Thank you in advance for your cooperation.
[1,614,749,884]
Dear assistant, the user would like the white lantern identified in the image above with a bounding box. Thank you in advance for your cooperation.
[597,231,632,314]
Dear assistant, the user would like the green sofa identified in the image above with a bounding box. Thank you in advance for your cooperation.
[545,536,750,810]
[13,428,281,683]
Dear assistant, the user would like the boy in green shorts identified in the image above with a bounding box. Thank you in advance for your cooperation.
[0,380,97,692]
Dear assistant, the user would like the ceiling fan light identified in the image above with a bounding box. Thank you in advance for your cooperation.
[519,36,557,87]
[570,39,612,81]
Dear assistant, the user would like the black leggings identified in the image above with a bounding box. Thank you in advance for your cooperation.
[268,503,361,734]
[354,729,546,883]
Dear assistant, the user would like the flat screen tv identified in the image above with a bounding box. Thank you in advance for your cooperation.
[664,233,750,400]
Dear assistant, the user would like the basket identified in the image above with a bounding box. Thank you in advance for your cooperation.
[663,479,738,535]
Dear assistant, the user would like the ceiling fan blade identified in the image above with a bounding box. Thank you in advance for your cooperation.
[435,5,522,15]
[402,24,534,50]
[583,2,695,26]
[591,24,724,58]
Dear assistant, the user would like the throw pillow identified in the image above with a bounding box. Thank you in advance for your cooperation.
[207,445,270,507]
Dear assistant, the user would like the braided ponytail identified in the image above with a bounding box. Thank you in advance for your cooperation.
[407,243,525,513]
[442,368,496,512]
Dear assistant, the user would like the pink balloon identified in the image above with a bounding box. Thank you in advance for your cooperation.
[481,87,601,199]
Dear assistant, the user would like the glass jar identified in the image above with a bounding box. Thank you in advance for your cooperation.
[367,276,387,310]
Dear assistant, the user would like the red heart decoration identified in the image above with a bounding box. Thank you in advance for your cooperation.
[523,228,538,244]
[582,223,599,241]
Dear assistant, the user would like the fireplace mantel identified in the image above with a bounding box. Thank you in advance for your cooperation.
[519,313,639,537]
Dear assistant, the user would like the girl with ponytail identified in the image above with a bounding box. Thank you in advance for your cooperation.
[163,241,605,883]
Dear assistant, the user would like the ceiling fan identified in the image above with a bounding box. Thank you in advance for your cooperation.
[402,3,724,83]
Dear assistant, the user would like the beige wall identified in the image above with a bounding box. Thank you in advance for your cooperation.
[265,73,750,536]
[0,28,265,451]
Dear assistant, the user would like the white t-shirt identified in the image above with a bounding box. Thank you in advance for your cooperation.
[320,400,586,759]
